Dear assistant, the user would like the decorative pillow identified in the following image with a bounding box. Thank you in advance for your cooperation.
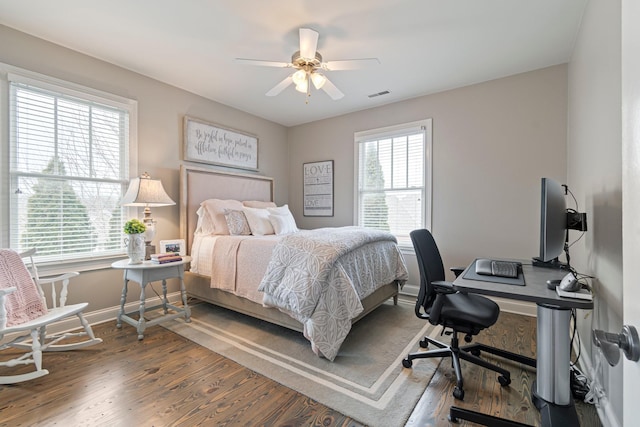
[267,204,298,235]
[269,213,298,235]
[242,200,277,209]
[242,206,275,236]
[223,209,251,235]
[201,199,244,235]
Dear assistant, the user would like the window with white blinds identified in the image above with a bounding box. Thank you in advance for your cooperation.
[6,72,136,264]
[355,120,432,247]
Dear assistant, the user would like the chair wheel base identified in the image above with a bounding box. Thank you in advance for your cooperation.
[498,375,511,386]
[402,358,413,368]
[419,338,429,348]
[453,386,465,400]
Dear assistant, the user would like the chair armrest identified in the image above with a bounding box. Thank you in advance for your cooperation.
[450,267,465,278]
[432,280,456,294]
[38,272,79,308]
[38,272,80,285]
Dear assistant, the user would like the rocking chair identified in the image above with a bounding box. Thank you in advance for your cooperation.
[0,248,102,384]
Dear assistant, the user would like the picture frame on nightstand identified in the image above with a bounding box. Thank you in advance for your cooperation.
[159,239,186,256]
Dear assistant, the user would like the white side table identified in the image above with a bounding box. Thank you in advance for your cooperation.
[111,256,192,340]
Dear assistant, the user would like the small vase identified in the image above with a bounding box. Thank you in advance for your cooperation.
[124,233,146,264]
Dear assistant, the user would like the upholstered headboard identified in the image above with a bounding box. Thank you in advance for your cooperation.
[179,164,274,254]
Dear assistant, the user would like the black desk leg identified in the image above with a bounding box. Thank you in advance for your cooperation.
[534,305,581,426]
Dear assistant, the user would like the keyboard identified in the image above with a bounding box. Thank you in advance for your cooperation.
[475,259,520,278]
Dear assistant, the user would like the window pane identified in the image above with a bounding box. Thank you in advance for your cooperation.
[392,136,407,189]
[14,89,56,173]
[9,80,130,262]
[356,124,427,245]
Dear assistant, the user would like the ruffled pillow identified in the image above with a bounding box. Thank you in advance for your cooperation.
[224,209,251,235]
[195,206,215,235]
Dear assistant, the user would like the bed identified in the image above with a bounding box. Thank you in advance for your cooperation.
[179,165,408,360]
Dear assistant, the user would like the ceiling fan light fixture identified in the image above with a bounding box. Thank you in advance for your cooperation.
[292,69,307,86]
[295,80,308,93]
[311,72,327,90]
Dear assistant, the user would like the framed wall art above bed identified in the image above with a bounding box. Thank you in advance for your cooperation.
[184,116,259,171]
[303,160,334,217]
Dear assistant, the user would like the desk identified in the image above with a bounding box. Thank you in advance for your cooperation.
[453,262,593,427]
[112,257,192,340]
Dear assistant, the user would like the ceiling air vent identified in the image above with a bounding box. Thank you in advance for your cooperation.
[368,90,390,99]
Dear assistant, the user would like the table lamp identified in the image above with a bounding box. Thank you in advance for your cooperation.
[121,172,175,259]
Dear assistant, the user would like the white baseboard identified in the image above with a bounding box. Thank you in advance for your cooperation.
[33,292,184,335]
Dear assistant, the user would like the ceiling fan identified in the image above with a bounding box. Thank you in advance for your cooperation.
[235,28,379,102]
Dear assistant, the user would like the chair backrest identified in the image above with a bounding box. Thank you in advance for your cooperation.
[410,229,446,319]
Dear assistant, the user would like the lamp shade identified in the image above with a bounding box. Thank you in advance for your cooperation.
[121,174,175,207]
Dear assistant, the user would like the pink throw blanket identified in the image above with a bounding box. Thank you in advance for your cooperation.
[0,249,48,327]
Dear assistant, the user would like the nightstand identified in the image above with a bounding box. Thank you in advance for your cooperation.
[111,256,192,340]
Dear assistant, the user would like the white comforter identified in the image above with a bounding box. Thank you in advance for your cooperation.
[258,226,408,361]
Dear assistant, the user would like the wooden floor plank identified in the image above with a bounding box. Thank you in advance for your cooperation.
[405,311,602,427]
[0,310,601,426]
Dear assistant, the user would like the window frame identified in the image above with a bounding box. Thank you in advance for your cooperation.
[0,63,138,274]
[353,119,433,251]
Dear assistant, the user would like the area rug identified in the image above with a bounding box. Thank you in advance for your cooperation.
[163,298,440,427]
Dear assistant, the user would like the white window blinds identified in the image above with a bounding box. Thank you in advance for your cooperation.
[8,75,133,262]
[355,120,432,247]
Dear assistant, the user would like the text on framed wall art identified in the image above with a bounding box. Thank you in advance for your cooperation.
[184,116,258,171]
[303,160,334,217]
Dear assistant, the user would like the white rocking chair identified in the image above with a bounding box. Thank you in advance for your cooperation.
[0,248,102,384]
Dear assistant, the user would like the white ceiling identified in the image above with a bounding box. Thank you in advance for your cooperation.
[0,0,588,127]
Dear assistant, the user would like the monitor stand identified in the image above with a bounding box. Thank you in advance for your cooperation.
[532,257,567,270]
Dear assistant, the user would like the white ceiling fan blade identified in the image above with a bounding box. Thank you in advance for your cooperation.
[266,75,293,96]
[323,58,380,71]
[299,28,319,59]
[321,77,344,100]
[235,58,291,68]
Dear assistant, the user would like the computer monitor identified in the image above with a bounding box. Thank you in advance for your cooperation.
[534,177,567,267]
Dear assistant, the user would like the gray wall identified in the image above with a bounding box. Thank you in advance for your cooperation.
[288,65,568,285]
[567,0,623,424]
[0,25,289,312]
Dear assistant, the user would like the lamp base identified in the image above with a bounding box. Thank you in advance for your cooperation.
[145,244,156,261]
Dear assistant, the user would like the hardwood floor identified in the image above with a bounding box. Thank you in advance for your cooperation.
[406,311,602,427]
[0,311,602,426]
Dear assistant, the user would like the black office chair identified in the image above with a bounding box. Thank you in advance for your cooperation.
[402,229,534,401]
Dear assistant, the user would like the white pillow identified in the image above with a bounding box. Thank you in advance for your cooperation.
[267,204,292,216]
[269,213,298,235]
[242,206,275,236]
[267,204,298,235]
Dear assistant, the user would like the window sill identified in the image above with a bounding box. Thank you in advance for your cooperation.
[36,254,128,276]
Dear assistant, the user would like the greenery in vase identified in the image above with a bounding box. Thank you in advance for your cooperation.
[123,218,146,234]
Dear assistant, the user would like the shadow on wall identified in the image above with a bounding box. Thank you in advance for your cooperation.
[589,189,623,311]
